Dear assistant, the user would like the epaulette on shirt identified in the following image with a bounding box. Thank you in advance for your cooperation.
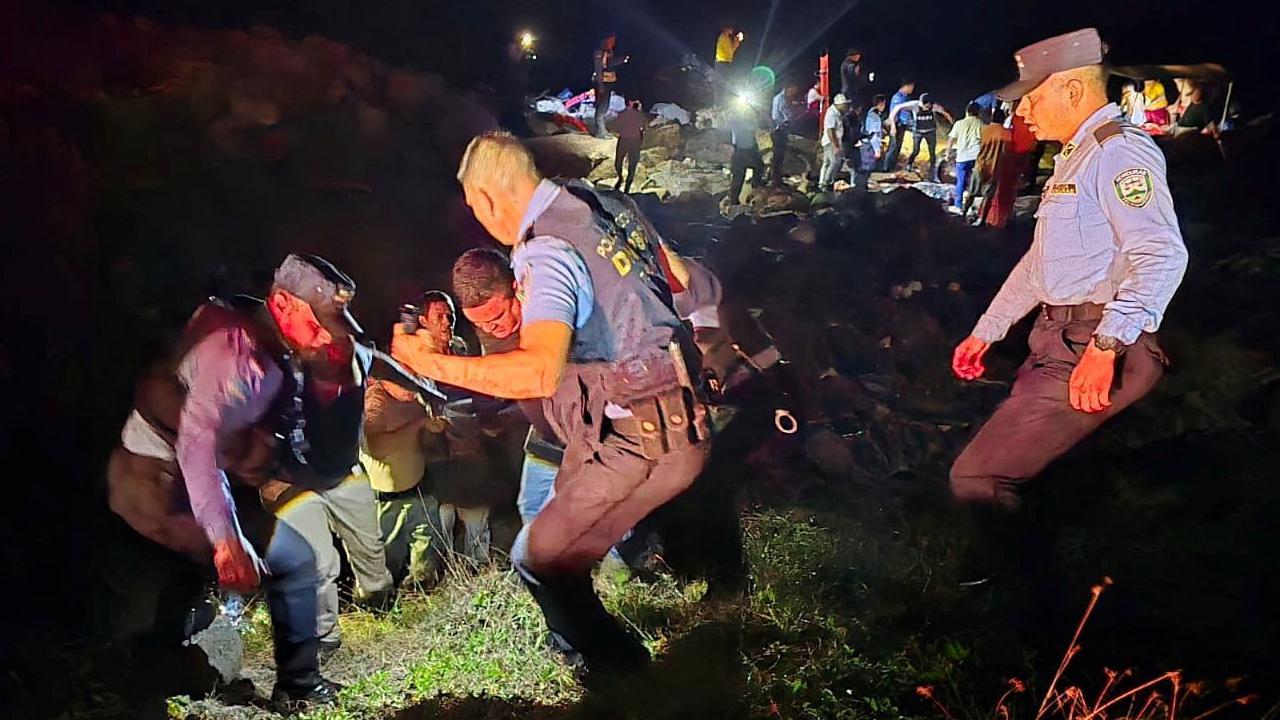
[1093,120,1125,145]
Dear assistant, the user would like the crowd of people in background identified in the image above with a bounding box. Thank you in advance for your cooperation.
[1119,76,1221,137]
[692,38,1232,227]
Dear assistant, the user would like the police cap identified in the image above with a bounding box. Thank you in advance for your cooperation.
[997,28,1106,101]
[273,253,364,337]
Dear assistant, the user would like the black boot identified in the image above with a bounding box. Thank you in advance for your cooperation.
[522,572,649,682]
[271,678,343,710]
[271,637,342,709]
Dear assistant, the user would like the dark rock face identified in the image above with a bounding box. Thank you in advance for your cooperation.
[1,10,499,657]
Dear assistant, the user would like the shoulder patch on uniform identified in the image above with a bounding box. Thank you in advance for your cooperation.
[1113,168,1154,208]
[1093,121,1125,145]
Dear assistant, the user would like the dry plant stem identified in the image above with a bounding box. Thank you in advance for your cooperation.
[991,688,1019,719]
[1133,691,1159,720]
[1037,578,1113,719]
[1078,672,1181,720]
[1169,673,1182,720]
[1090,671,1122,716]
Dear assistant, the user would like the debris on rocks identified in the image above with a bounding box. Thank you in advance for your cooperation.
[909,182,955,204]
[651,102,691,125]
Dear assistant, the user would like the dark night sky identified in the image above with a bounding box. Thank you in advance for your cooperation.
[52,0,1280,111]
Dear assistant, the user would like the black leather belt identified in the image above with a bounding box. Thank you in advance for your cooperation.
[1041,302,1105,322]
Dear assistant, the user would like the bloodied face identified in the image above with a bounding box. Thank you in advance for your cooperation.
[268,289,353,367]
[418,299,456,352]
[461,290,522,340]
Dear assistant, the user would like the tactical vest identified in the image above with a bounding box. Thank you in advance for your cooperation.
[526,181,707,452]
[914,108,937,134]
[530,181,685,368]
[132,297,364,488]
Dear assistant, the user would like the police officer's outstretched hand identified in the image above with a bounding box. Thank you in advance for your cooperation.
[952,335,990,381]
[213,536,264,592]
[1068,344,1115,414]
[391,325,437,377]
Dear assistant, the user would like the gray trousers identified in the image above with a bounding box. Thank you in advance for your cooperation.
[819,143,842,188]
[274,473,392,643]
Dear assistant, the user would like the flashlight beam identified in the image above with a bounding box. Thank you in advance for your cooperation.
[755,0,864,76]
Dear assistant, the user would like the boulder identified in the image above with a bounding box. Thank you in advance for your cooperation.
[685,127,732,164]
[644,121,683,153]
[780,147,815,178]
[651,102,691,125]
[641,158,731,199]
[788,135,818,160]
[586,160,617,183]
[748,186,811,215]
[190,615,244,684]
[694,106,721,130]
[640,145,673,164]
[526,133,616,178]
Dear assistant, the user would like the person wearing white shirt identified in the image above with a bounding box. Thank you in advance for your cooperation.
[947,102,985,212]
[819,93,851,191]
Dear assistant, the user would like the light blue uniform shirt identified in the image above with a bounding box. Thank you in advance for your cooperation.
[510,180,594,333]
[771,91,798,129]
[972,103,1189,346]
[863,108,884,145]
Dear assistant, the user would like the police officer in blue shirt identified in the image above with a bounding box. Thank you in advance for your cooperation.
[881,79,916,171]
[393,132,718,680]
[950,28,1189,513]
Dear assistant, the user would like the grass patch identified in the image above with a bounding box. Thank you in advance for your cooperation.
[175,510,1074,720]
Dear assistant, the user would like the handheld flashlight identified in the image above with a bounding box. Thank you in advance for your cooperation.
[737,31,744,42]
[519,31,535,50]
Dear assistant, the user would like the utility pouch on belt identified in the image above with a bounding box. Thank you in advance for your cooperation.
[625,386,710,460]
[618,341,712,460]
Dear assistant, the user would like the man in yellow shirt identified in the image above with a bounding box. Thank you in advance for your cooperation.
[715,25,742,65]
[714,25,744,106]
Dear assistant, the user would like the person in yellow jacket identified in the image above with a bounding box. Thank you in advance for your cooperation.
[716,25,743,65]
[714,25,744,106]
